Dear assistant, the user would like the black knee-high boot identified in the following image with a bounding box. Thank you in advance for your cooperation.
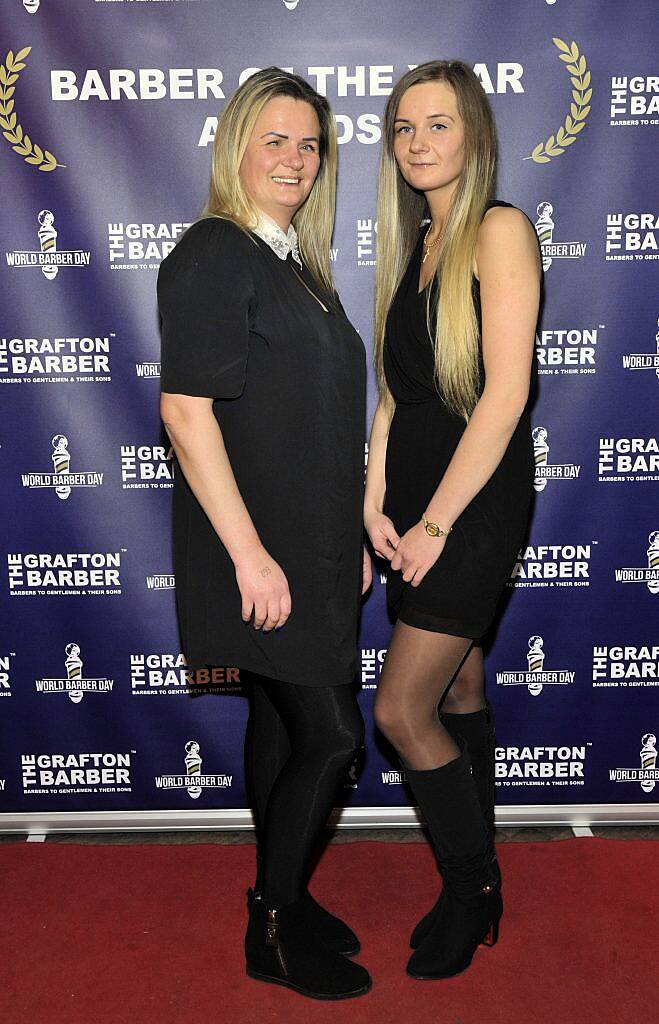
[405,735,502,979]
[441,698,497,847]
[409,699,499,949]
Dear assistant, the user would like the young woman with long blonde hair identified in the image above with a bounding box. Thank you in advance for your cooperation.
[364,61,540,979]
[159,68,371,1000]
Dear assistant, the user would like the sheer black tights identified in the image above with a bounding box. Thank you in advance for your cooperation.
[374,622,485,771]
[243,672,364,907]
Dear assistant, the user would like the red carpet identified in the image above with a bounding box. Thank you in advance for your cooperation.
[2,837,655,1024]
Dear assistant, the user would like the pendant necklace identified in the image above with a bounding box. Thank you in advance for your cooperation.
[422,223,443,264]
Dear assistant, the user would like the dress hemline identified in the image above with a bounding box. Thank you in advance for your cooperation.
[392,599,487,640]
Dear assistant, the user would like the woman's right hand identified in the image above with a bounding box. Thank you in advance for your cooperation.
[364,510,400,562]
[234,545,292,631]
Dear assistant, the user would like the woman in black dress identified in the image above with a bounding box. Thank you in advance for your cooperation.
[364,61,540,979]
[158,69,371,1000]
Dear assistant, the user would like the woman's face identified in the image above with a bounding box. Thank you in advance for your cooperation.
[239,96,321,230]
[392,81,466,200]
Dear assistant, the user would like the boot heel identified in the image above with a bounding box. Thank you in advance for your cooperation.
[481,917,500,947]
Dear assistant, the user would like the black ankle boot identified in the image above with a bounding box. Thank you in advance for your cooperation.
[253,853,360,956]
[298,890,361,955]
[405,736,503,980]
[244,889,371,1000]
[409,699,498,949]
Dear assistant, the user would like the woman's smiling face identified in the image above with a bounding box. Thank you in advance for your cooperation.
[239,95,321,230]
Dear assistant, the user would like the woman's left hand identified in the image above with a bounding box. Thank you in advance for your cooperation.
[390,521,447,587]
[362,546,373,595]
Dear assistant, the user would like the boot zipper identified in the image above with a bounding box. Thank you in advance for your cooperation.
[265,909,288,976]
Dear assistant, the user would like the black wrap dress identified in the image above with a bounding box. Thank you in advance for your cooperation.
[158,216,366,686]
[383,200,537,638]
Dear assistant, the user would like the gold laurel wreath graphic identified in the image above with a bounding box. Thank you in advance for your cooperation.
[0,47,64,172]
[524,37,592,163]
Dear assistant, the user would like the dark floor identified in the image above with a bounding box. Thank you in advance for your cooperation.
[2,825,658,844]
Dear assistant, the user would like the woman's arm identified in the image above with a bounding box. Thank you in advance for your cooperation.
[364,397,400,560]
[161,393,291,630]
[390,206,540,585]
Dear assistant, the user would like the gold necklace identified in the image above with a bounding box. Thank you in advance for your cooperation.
[422,223,443,264]
[289,264,329,313]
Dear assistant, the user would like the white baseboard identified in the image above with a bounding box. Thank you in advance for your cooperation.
[1,803,658,834]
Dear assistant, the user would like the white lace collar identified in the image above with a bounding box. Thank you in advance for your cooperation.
[252,210,302,268]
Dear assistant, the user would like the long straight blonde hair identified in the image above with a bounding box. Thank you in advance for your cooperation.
[374,61,497,420]
[204,67,337,297]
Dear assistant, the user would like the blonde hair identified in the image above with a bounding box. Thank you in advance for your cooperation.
[204,67,337,296]
[374,61,497,420]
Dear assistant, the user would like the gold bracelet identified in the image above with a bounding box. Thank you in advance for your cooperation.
[422,515,452,538]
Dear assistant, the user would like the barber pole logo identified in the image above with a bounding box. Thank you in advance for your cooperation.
[184,740,202,799]
[621,316,659,378]
[34,643,114,702]
[5,212,91,276]
[640,735,658,793]
[532,427,581,492]
[496,635,575,696]
[153,742,233,798]
[609,733,658,794]
[21,435,103,500]
[534,202,587,272]
[614,532,659,593]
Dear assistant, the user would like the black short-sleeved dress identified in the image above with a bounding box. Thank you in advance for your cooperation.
[383,200,536,638]
[157,217,366,686]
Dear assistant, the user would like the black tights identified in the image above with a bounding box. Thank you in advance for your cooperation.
[243,672,364,907]
[374,623,485,770]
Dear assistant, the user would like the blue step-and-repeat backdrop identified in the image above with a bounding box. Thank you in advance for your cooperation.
[1,0,657,826]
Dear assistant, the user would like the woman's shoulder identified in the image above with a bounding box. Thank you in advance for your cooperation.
[475,200,540,279]
[160,216,255,276]
[478,200,537,248]
[174,215,255,260]
[485,198,517,212]
[481,199,534,232]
